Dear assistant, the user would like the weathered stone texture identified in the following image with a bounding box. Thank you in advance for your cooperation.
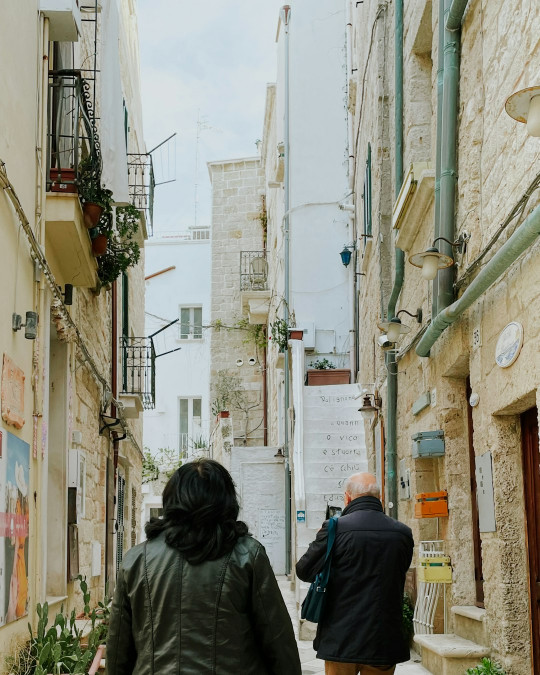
[208,159,267,449]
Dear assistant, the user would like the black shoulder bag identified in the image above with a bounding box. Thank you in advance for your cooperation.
[300,516,338,623]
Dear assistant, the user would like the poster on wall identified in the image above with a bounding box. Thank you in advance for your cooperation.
[0,429,30,626]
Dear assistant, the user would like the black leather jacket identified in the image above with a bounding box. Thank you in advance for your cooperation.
[106,532,301,675]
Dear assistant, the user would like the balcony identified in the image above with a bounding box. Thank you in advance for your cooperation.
[44,70,100,287]
[128,153,155,238]
[120,337,156,417]
[240,251,271,324]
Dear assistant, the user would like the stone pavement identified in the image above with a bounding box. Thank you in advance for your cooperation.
[277,576,423,675]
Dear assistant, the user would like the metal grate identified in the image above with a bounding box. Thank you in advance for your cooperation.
[128,154,155,235]
[46,70,102,191]
[240,251,268,291]
[120,336,156,409]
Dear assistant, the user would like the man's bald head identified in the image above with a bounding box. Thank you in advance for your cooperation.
[344,472,381,503]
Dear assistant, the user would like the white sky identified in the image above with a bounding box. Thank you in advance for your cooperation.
[137,0,284,234]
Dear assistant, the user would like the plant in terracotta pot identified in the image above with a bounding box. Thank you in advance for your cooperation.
[77,156,113,228]
[306,358,351,386]
[95,204,141,287]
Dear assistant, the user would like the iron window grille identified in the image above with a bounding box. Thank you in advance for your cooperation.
[240,251,268,291]
[120,336,156,410]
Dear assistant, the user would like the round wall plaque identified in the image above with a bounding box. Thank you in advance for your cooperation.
[495,321,523,368]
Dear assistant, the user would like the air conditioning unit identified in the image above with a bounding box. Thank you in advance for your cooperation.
[296,322,315,350]
[40,0,81,41]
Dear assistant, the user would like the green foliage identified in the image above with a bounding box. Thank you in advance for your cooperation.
[211,369,247,416]
[466,658,507,675]
[6,575,111,675]
[402,593,414,646]
[142,447,182,482]
[96,204,141,286]
[77,156,113,210]
[309,358,336,370]
[234,317,266,351]
[269,318,289,351]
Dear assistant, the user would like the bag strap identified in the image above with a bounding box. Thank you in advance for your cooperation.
[316,516,338,587]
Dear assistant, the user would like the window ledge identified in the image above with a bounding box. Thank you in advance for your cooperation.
[393,164,435,253]
[46,595,68,606]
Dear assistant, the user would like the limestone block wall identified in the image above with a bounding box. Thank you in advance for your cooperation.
[208,158,267,449]
[353,0,540,671]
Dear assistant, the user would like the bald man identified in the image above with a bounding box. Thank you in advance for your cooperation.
[296,472,414,675]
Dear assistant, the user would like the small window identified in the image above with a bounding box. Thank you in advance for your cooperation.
[150,507,163,519]
[179,306,203,340]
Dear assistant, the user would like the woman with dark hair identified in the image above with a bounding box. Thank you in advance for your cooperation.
[106,459,301,675]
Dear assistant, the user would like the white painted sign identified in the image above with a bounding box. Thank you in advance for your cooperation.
[230,447,286,574]
[303,385,367,529]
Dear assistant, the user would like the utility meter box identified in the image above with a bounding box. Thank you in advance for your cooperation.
[412,430,445,458]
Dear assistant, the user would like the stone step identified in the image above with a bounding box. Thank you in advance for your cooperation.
[451,605,488,646]
[414,633,489,675]
[395,662,432,675]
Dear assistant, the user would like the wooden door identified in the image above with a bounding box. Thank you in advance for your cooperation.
[521,406,540,674]
[466,379,484,606]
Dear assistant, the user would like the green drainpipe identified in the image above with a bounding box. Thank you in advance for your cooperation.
[385,0,404,520]
[446,0,469,31]
[437,0,460,312]
[417,202,540,357]
[432,0,445,318]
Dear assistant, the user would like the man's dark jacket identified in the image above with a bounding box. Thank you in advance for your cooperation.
[106,531,301,675]
[296,496,414,666]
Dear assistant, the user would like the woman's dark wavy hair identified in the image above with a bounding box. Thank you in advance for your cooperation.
[145,459,248,564]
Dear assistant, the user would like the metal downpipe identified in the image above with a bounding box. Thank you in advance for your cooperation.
[281,5,292,575]
[432,0,445,318]
[446,0,469,31]
[417,202,540,356]
[437,0,460,312]
[385,0,404,520]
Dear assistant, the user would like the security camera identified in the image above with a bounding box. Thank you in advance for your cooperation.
[377,334,395,350]
[248,357,256,366]
[236,359,243,367]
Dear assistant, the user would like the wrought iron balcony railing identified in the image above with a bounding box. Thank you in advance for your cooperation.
[120,336,156,410]
[128,153,155,235]
[46,69,100,192]
[240,251,268,291]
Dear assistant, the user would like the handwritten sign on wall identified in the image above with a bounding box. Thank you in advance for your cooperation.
[303,385,367,529]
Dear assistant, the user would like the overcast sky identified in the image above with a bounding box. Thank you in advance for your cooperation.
[137,0,284,234]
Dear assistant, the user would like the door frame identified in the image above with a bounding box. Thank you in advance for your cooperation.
[521,406,540,674]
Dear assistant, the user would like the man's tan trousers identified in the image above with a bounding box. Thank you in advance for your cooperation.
[324,662,396,675]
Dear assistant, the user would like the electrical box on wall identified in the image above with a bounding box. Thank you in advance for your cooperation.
[68,449,86,519]
[411,430,445,458]
[399,458,411,500]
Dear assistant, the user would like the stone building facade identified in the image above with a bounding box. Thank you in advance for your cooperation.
[0,0,148,655]
[350,0,540,672]
[208,158,267,466]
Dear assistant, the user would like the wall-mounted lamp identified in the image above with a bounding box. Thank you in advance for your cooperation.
[99,414,126,441]
[377,309,422,343]
[505,86,540,137]
[340,244,355,267]
[358,392,382,422]
[408,233,469,280]
[12,311,39,340]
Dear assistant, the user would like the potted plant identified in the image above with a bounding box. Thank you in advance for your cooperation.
[95,204,141,287]
[77,156,113,228]
[306,358,351,386]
